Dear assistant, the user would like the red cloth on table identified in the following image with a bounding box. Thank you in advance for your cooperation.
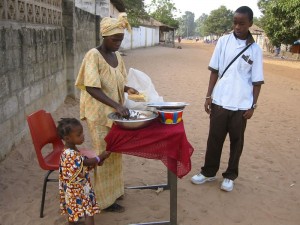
[104,119,194,178]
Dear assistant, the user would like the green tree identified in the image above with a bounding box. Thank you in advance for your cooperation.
[176,17,185,36]
[195,13,208,37]
[123,0,149,27]
[253,17,263,28]
[203,6,233,37]
[177,11,195,37]
[148,0,179,28]
[258,0,300,46]
[257,0,269,14]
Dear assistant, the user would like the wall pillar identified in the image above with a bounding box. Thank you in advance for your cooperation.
[62,0,75,98]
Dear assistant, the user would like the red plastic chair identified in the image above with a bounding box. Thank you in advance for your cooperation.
[26,110,63,218]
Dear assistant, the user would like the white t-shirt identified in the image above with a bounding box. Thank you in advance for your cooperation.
[209,33,264,111]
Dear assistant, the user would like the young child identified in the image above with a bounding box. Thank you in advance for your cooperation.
[57,118,111,225]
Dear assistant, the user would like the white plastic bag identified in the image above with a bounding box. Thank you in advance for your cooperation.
[124,68,164,110]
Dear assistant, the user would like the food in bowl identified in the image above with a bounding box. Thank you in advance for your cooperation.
[157,109,183,124]
[107,110,158,130]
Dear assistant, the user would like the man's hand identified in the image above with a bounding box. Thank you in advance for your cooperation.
[204,98,212,114]
[243,109,254,119]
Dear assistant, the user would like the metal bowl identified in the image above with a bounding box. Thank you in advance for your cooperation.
[107,110,158,130]
[147,102,189,110]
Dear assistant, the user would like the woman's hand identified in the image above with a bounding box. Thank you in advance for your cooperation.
[125,86,139,95]
[115,105,130,118]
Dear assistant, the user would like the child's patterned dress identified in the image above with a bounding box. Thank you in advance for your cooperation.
[59,148,100,222]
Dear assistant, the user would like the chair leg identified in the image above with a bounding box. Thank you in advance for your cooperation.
[40,170,54,218]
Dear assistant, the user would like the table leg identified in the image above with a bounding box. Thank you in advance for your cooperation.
[126,184,168,190]
[129,222,170,225]
[127,169,177,225]
[168,169,177,225]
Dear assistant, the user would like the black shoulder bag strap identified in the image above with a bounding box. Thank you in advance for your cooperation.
[220,42,253,79]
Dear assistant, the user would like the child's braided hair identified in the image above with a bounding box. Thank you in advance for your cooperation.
[57,118,81,139]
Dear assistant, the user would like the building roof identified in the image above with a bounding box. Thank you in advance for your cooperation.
[140,17,175,31]
[140,17,165,27]
[250,24,264,35]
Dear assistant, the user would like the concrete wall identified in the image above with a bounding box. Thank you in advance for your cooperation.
[73,7,99,98]
[0,0,68,160]
[0,0,104,161]
[0,24,66,160]
[75,0,110,18]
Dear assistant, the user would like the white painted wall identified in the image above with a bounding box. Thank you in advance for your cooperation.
[121,26,160,50]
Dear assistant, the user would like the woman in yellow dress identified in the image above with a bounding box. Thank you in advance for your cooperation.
[75,13,138,212]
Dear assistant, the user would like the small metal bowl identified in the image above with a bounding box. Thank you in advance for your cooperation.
[107,110,158,130]
[147,102,189,110]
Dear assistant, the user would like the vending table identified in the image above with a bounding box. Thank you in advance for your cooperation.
[105,119,194,225]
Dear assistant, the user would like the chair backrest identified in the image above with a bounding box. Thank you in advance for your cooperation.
[27,110,64,170]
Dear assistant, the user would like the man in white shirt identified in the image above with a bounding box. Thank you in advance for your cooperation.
[191,6,264,192]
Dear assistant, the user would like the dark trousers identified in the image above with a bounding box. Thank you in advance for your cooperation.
[201,103,247,180]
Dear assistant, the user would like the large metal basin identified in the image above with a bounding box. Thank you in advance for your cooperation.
[107,110,158,130]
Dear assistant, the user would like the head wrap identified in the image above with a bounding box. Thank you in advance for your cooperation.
[100,13,131,37]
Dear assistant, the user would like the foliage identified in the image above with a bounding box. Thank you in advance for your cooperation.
[258,0,300,46]
[203,6,233,37]
[195,13,209,37]
[148,0,179,28]
[123,0,149,27]
[176,17,184,36]
[177,11,195,37]
[253,17,263,29]
[257,0,269,14]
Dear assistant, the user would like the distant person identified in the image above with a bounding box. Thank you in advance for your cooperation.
[191,6,264,192]
[178,36,181,43]
[57,118,111,225]
[274,46,280,57]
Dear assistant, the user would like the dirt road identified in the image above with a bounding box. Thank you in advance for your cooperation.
[0,42,299,225]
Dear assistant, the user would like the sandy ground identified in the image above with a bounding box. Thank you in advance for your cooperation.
[0,41,300,225]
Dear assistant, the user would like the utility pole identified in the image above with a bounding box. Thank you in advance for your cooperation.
[186,19,189,38]
[187,25,188,38]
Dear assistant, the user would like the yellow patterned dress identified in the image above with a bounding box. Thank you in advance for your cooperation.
[75,48,126,209]
[59,148,100,222]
